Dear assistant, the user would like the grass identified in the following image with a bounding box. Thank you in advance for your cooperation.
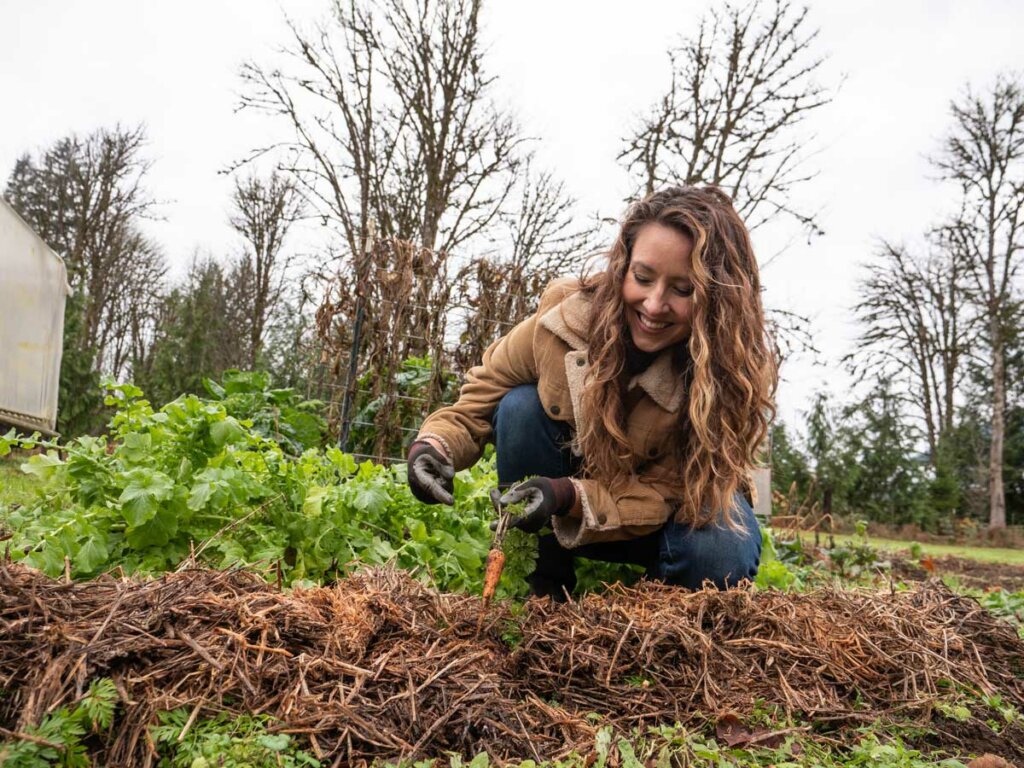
[0,457,39,509]
[797,530,1024,566]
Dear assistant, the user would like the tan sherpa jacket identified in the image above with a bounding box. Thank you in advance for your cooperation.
[418,278,700,548]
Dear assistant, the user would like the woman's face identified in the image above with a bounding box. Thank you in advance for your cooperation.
[622,222,695,353]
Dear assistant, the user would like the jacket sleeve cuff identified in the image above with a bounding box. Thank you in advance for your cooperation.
[415,431,454,463]
[551,479,614,549]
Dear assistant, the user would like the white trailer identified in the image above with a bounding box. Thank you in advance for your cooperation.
[0,197,69,436]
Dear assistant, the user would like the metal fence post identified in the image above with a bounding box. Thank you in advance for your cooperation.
[337,297,365,452]
[338,220,375,452]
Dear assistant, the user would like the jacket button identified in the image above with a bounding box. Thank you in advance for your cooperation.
[550,405,560,415]
[576,358,585,366]
[596,513,607,525]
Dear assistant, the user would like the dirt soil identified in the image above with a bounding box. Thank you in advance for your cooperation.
[893,554,1024,592]
[911,718,1024,764]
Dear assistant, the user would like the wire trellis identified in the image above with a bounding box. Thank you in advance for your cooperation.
[314,236,557,464]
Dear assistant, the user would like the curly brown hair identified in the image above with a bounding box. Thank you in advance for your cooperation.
[577,186,776,529]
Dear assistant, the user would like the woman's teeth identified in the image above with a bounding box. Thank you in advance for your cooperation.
[637,312,670,331]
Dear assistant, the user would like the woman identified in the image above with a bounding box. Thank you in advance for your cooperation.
[406,186,776,599]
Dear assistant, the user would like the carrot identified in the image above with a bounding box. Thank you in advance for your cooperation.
[481,548,506,603]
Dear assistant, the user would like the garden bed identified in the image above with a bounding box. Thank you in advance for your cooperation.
[894,555,1024,593]
[3,563,1024,765]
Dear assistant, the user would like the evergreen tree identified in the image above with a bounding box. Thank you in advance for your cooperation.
[769,421,812,500]
[135,259,247,405]
[846,380,930,528]
[804,392,857,517]
[55,291,103,436]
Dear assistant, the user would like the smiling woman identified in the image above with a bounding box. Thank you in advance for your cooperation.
[622,223,695,352]
[408,186,777,599]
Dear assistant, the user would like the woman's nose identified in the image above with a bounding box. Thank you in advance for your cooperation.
[644,292,668,315]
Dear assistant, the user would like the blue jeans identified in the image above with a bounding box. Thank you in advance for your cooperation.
[492,384,761,598]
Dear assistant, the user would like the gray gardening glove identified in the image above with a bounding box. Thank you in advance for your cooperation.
[491,477,577,533]
[407,440,455,505]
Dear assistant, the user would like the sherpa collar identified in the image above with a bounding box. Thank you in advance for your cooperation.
[538,290,686,413]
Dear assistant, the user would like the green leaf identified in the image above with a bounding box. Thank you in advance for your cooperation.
[616,739,643,768]
[21,452,63,479]
[258,733,291,752]
[125,505,177,549]
[0,427,18,456]
[116,381,144,399]
[76,534,109,573]
[210,417,244,447]
[187,480,214,512]
[119,469,174,527]
[352,484,389,513]
[371,538,397,562]
[327,448,357,475]
[202,378,227,399]
[594,726,613,768]
[27,543,69,577]
[81,678,118,729]
[222,370,269,394]
[303,486,328,519]
[215,539,249,568]
[452,540,483,570]
[407,518,428,543]
[120,432,152,463]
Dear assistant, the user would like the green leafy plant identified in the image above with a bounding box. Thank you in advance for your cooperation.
[348,354,458,460]
[0,383,533,597]
[0,678,118,767]
[977,589,1024,625]
[203,370,326,455]
[826,522,890,581]
[150,708,320,767]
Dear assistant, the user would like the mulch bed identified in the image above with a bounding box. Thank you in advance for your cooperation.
[2,563,1024,765]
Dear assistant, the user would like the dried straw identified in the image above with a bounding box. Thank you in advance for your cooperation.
[1,564,1022,765]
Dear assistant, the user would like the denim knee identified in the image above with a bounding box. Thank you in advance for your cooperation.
[492,384,574,484]
[656,494,762,590]
[494,385,544,438]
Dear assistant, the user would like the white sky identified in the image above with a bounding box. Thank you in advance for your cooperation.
[2,0,1022,431]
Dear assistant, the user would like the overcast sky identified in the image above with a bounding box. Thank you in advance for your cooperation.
[2,0,1022,431]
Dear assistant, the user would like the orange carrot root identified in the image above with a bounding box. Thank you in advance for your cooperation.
[482,549,506,602]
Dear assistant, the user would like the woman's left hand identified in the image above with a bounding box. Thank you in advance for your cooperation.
[491,477,577,533]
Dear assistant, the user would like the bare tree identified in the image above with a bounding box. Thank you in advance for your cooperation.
[847,240,973,462]
[619,0,830,236]
[4,125,165,381]
[238,0,521,262]
[229,172,304,368]
[501,157,597,276]
[103,234,167,378]
[618,0,831,374]
[241,0,606,446]
[452,158,600,370]
[935,75,1024,530]
[765,307,818,371]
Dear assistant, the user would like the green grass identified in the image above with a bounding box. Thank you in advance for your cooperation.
[797,531,1024,566]
[0,457,39,509]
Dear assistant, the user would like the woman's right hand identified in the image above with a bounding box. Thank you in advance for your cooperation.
[407,440,455,505]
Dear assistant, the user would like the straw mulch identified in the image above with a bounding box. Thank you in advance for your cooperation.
[2,563,1023,765]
